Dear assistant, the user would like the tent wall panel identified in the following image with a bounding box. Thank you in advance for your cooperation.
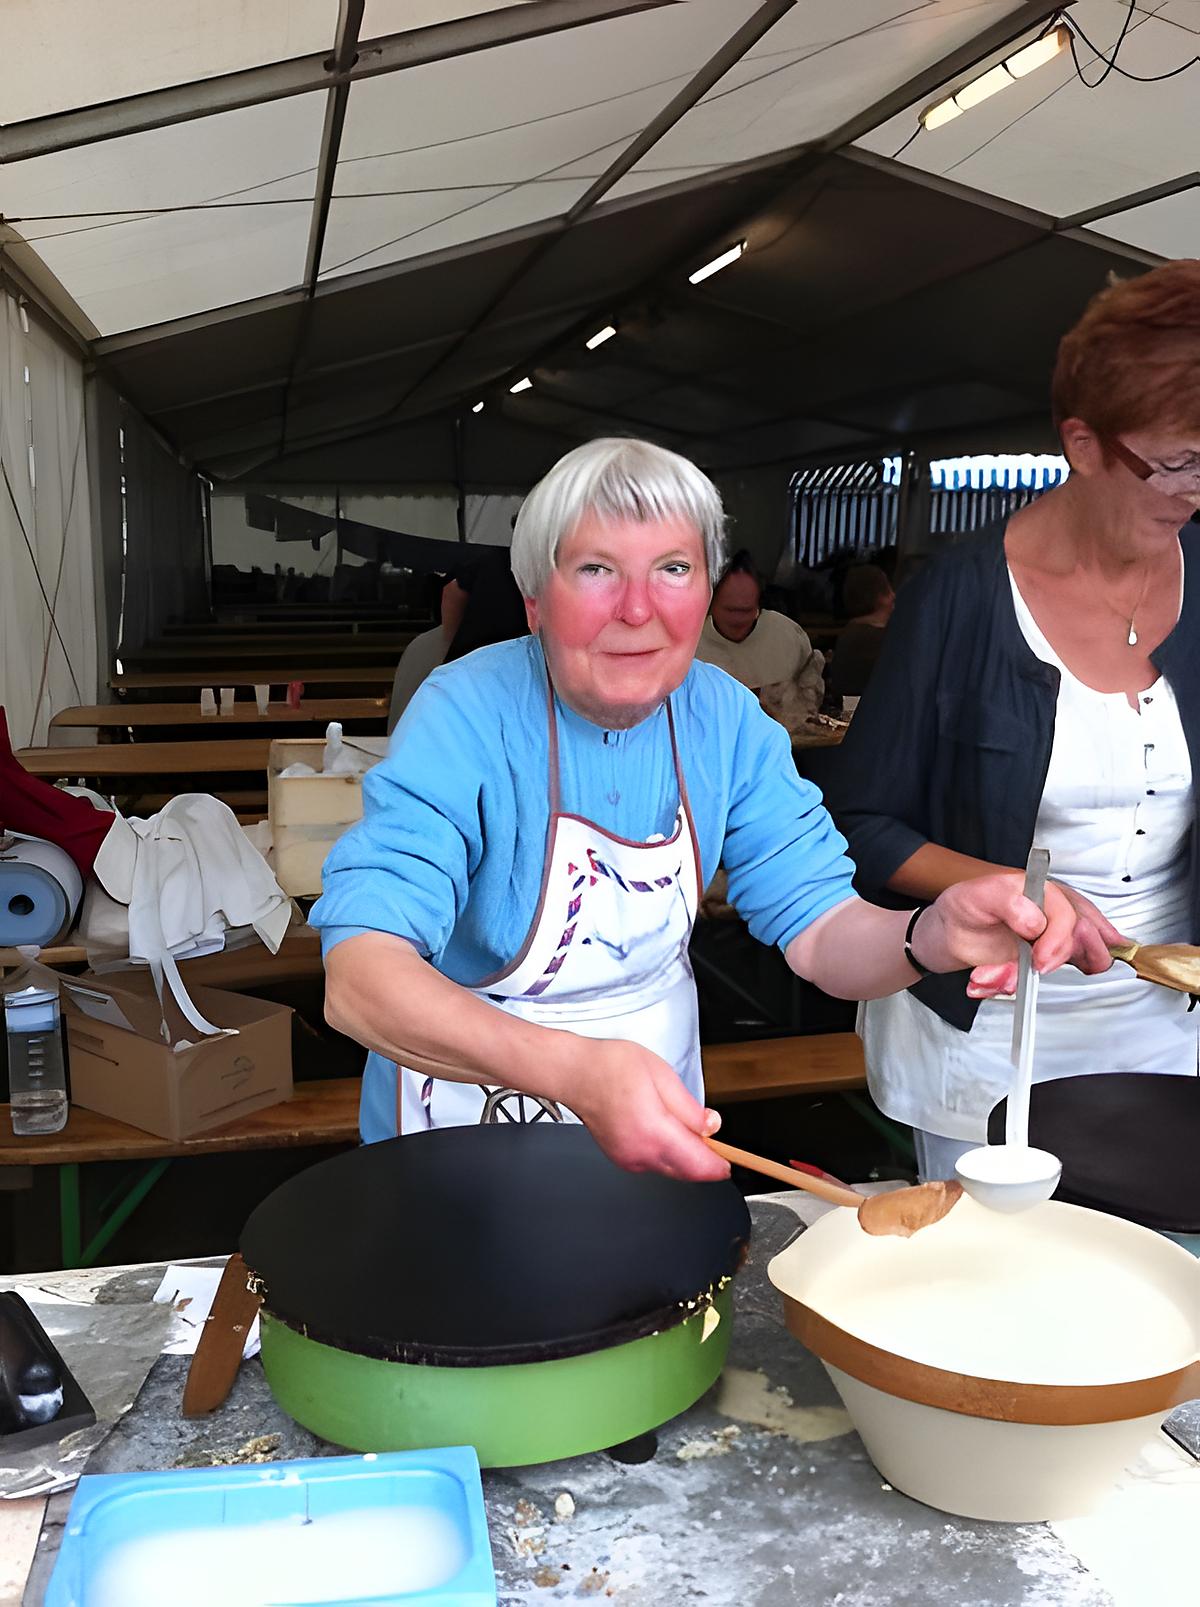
[0,292,98,745]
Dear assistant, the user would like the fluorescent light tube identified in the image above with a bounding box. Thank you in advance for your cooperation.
[1006,25,1070,78]
[586,325,616,350]
[509,377,533,394]
[688,241,745,285]
[953,63,1013,110]
[920,97,962,131]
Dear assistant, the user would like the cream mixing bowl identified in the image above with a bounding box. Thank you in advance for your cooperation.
[768,1194,1200,1522]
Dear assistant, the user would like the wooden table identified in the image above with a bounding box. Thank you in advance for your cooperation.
[111,667,395,691]
[50,698,387,734]
[18,738,278,779]
[0,1079,360,1267]
[791,724,847,750]
[0,925,323,986]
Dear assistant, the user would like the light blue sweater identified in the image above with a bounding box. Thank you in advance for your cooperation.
[310,637,855,1139]
[312,635,855,969]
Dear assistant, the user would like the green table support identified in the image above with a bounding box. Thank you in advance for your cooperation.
[58,1158,172,1269]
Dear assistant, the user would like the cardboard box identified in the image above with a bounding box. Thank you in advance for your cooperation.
[61,972,293,1140]
[268,736,384,897]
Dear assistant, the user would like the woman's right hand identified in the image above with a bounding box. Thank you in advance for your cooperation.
[569,1039,730,1183]
[1049,881,1129,973]
[965,879,1128,995]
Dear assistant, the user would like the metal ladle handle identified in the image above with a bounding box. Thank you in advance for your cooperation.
[1006,847,1050,1148]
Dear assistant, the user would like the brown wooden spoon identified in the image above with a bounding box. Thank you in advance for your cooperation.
[705,1138,962,1238]
[1109,940,1200,994]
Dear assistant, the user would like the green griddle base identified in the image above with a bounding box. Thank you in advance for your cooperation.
[259,1288,734,1467]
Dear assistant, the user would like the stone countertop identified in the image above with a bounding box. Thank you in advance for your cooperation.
[17,1198,1200,1606]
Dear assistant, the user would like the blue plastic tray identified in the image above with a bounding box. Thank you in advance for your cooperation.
[45,1446,496,1607]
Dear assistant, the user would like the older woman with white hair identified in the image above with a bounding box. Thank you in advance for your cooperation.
[313,438,1079,1181]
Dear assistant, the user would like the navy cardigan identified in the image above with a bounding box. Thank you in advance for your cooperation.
[823,521,1200,1031]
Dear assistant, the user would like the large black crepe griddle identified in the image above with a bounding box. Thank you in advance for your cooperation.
[240,1124,751,1465]
[242,1123,751,1365]
[989,1072,1200,1233]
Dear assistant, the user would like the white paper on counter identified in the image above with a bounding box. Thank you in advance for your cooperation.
[152,1266,260,1359]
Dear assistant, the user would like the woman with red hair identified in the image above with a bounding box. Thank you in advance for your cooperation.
[826,260,1200,1182]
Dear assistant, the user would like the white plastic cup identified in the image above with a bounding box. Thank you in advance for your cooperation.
[219,687,236,716]
[200,688,217,718]
[842,696,860,717]
[254,684,271,717]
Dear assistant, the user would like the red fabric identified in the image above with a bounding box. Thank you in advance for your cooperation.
[0,707,115,878]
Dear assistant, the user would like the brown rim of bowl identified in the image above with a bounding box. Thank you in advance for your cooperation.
[783,1297,1200,1426]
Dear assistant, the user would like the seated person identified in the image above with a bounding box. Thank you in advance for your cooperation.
[387,570,470,733]
[695,550,824,738]
[388,554,528,732]
[828,564,894,699]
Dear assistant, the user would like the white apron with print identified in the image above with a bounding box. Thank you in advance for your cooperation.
[397,687,703,1132]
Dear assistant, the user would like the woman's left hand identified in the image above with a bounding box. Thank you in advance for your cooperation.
[912,874,1084,998]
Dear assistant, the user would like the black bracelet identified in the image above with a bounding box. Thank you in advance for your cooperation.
[904,907,934,978]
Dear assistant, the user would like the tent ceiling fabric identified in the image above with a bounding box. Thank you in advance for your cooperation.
[0,96,327,331]
[0,0,337,122]
[0,0,1195,484]
[319,0,770,281]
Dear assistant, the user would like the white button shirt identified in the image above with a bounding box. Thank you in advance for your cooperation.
[862,569,1199,1142]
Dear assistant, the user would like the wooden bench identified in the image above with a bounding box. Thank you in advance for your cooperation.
[49,698,387,735]
[1,1079,361,1268]
[123,637,412,666]
[702,1033,865,1102]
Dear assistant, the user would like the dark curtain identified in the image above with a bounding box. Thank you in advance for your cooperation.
[118,404,207,653]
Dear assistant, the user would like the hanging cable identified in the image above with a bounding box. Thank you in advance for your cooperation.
[1067,0,1199,87]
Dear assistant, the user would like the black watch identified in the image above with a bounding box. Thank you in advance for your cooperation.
[904,907,934,978]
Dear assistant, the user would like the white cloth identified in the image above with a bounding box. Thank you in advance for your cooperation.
[863,568,1198,1143]
[398,696,701,1132]
[79,793,293,1037]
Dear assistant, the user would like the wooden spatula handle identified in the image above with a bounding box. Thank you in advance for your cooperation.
[182,1253,263,1419]
[705,1138,863,1208]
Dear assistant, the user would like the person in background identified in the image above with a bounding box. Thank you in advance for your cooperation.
[313,436,1084,1180]
[695,549,825,738]
[388,554,528,732]
[441,549,529,666]
[387,568,470,733]
[828,563,895,700]
[824,259,1200,1182]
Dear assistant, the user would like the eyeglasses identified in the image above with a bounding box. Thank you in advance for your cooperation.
[1101,434,1200,502]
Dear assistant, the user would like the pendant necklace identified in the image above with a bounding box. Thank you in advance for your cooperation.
[1123,566,1151,648]
[1088,562,1152,647]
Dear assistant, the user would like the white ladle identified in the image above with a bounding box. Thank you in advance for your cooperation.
[955,847,1062,1213]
